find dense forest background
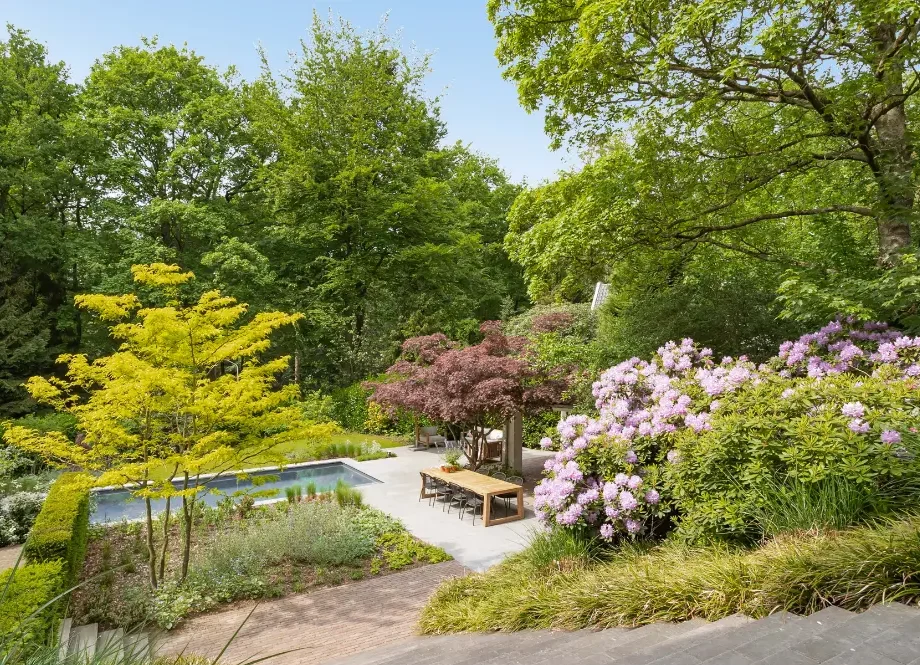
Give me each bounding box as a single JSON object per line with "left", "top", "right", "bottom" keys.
{"left": 4, "top": 2, "right": 919, "bottom": 419}
{"left": 0, "top": 18, "right": 530, "bottom": 416}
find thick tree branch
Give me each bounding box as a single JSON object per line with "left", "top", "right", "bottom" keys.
{"left": 675, "top": 205, "right": 876, "bottom": 243}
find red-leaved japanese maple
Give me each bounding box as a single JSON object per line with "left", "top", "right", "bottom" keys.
{"left": 369, "top": 322, "right": 566, "bottom": 469}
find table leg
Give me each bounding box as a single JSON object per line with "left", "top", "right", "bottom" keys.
{"left": 483, "top": 492, "right": 491, "bottom": 526}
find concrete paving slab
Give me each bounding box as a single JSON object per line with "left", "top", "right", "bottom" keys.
{"left": 352, "top": 447, "right": 552, "bottom": 571}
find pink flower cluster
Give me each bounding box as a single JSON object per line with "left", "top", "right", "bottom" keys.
{"left": 777, "top": 318, "right": 920, "bottom": 378}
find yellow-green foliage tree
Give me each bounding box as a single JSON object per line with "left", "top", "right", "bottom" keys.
{"left": 3, "top": 264, "right": 331, "bottom": 587}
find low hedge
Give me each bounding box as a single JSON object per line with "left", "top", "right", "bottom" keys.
{"left": 23, "top": 473, "right": 90, "bottom": 585}
{"left": 0, "top": 559, "right": 67, "bottom": 644}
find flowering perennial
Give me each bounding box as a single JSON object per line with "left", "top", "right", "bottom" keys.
{"left": 535, "top": 318, "right": 920, "bottom": 540}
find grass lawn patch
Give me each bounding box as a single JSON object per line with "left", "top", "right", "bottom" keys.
{"left": 419, "top": 516, "right": 920, "bottom": 634}
{"left": 72, "top": 495, "right": 448, "bottom": 631}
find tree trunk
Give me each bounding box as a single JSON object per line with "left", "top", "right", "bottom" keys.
{"left": 871, "top": 23, "right": 916, "bottom": 265}
{"left": 157, "top": 496, "right": 172, "bottom": 581}
{"left": 180, "top": 478, "right": 196, "bottom": 582}
{"left": 144, "top": 497, "right": 158, "bottom": 589}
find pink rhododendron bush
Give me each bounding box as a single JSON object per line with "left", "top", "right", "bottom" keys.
{"left": 535, "top": 319, "right": 920, "bottom": 542}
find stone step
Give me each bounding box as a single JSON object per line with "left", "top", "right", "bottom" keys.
{"left": 693, "top": 606, "right": 856, "bottom": 664}
{"left": 682, "top": 611, "right": 803, "bottom": 663}
{"left": 123, "top": 632, "right": 151, "bottom": 661}
{"left": 69, "top": 623, "right": 99, "bottom": 660}
{"left": 601, "top": 619, "right": 709, "bottom": 661}
{"left": 319, "top": 603, "right": 920, "bottom": 665}
{"left": 778, "top": 603, "right": 920, "bottom": 664}
{"left": 57, "top": 618, "right": 72, "bottom": 661}
{"left": 96, "top": 628, "right": 125, "bottom": 661}
{"left": 632, "top": 614, "right": 754, "bottom": 665}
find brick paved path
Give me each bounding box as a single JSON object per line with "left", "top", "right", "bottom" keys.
{"left": 156, "top": 561, "right": 466, "bottom": 665}
{"left": 0, "top": 545, "right": 23, "bottom": 573}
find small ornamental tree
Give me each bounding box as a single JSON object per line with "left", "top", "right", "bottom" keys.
{"left": 2, "top": 264, "right": 331, "bottom": 587}
{"left": 369, "top": 322, "right": 567, "bottom": 469}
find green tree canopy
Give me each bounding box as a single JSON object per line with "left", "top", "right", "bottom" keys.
{"left": 490, "top": 0, "right": 919, "bottom": 266}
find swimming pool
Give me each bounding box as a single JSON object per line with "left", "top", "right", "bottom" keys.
{"left": 90, "top": 461, "right": 381, "bottom": 524}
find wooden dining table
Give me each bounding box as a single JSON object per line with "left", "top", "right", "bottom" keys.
{"left": 419, "top": 467, "right": 524, "bottom": 526}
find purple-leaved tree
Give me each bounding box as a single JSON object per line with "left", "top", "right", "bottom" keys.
{"left": 369, "top": 322, "right": 567, "bottom": 469}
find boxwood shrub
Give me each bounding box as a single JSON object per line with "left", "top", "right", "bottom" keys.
{"left": 23, "top": 473, "right": 91, "bottom": 585}
{"left": 0, "top": 559, "right": 66, "bottom": 643}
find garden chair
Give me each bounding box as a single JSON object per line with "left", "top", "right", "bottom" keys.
{"left": 488, "top": 471, "right": 507, "bottom": 513}
{"left": 497, "top": 476, "right": 524, "bottom": 516}
{"left": 445, "top": 483, "right": 466, "bottom": 514}
{"left": 420, "top": 474, "right": 439, "bottom": 504}
{"left": 416, "top": 426, "right": 447, "bottom": 450}
{"left": 432, "top": 478, "right": 455, "bottom": 509}
{"left": 460, "top": 490, "right": 484, "bottom": 525}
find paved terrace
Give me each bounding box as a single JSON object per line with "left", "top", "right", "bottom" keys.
{"left": 352, "top": 446, "right": 552, "bottom": 571}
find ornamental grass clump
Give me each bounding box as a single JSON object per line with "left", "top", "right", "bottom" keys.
{"left": 419, "top": 514, "right": 920, "bottom": 633}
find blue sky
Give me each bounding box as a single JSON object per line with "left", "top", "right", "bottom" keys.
{"left": 2, "top": 0, "right": 576, "bottom": 184}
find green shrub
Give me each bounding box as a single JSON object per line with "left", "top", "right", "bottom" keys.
{"left": 298, "top": 390, "right": 336, "bottom": 423}
{"left": 330, "top": 383, "right": 372, "bottom": 432}
{"left": 522, "top": 411, "right": 560, "bottom": 449}
{"left": 667, "top": 373, "right": 920, "bottom": 541}
{"left": 504, "top": 303, "right": 596, "bottom": 341}
{"left": 330, "top": 381, "right": 416, "bottom": 435}
{"left": 376, "top": 532, "right": 452, "bottom": 570}
{"left": 0, "top": 491, "right": 45, "bottom": 546}
{"left": 23, "top": 473, "right": 91, "bottom": 585}
{"left": 348, "top": 507, "right": 404, "bottom": 538}
{"left": 419, "top": 515, "right": 920, "bottom": 633}
{"left": 0, "top": 560, "right": 67, "bottom": 643}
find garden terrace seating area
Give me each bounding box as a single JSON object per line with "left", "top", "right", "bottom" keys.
{"left": 419, "top": 468, "right": 523, "bottom": 527}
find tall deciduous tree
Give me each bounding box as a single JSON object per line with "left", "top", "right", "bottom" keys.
{"left": 489, "top": 1, "right": 919, "bottom": 265}
{"left": 2, "top": 264, "right": 326, "bottom": 587}
{"left": 79, "top": 39, "right": 262, "bottom": 288}
{"left": 0, "top": 27, "right": 98, "bottom": 415}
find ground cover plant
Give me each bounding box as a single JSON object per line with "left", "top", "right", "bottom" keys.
{"left": 71, "top": 495, "right": 450, "bottom": 631}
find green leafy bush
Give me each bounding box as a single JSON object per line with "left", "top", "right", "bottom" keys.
{"left": 298, "top": 390, "right": 336, "bottom": 423}
{"left": 0, "top": 560, "right": 66, "bottom": 643}
{"left": 523, "top": 411, "right": 560, "bottom": 449}
{"left": 504, "top": 303, "right": 596, "bottom": 342}
{"left": 0, "top": 491, "right": 45, "bottom": 546}
{"left": 330, "top": 383, "right": 373, "bottom": 431}
{"left": 668, "top": 372, "right": 920, "bottom": 541}
{"left": 348, "top": 507, "right": 404, "bottom": 538}
{"left": 23, "top": 473, "right": 91, "bottom": 585}
{"left": 376, "top": 532, "right": 452, "bottom": 570}
{"left": 330, "top": 381, "right": 415, "bottom": 435}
